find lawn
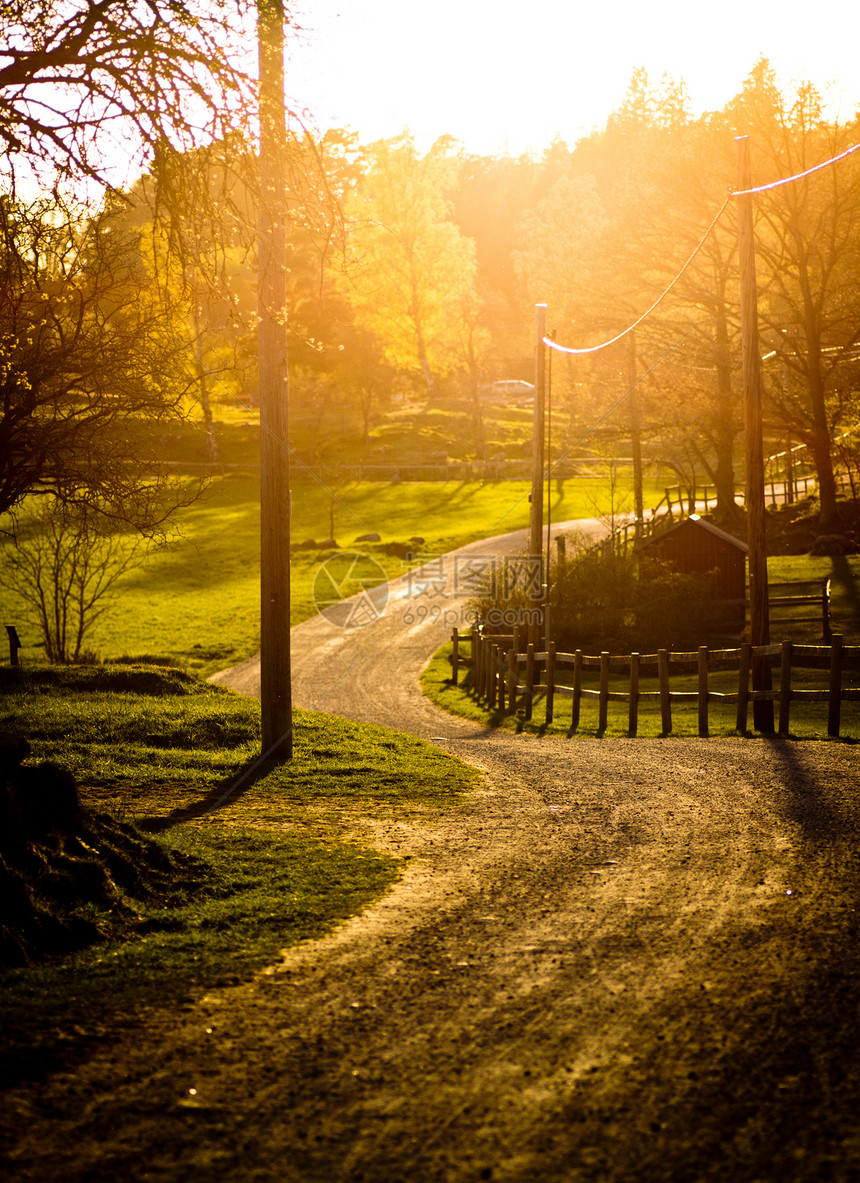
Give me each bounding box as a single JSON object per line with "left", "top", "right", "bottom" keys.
{"left": 0, "top": 664, "right": 479, "bottom": 1074}
{"left": 1, "top": 472, "right": 660, "bottom": 677}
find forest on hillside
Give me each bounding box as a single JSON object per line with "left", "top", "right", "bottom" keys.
{"left": 3, "top": 39, "right": 860, "bottom": 537}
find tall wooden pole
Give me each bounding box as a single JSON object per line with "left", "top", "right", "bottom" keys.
{"left": 529, "top": 304, "right": 547, "bottom": 640}
{"left": 735, "top": 135, "right": 773, "bottom": 732}
{"left": 258, "top": 0, "right": 292, "bottom": 759}
{"left": 627, "top": 330, "right": 644, "bottom": 538}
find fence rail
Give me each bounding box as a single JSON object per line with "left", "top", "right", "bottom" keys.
{"left": 452, "top": 627, "right": 859, "bottom": 738}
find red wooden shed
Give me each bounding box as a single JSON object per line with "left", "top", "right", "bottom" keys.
{"left": 641, "top": 515, "right": 748, "bottom": 627}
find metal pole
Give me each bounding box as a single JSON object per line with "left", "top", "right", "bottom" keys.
{"left": 545, "top": 330, "right": 553, "bottom": 628}
{"left": 735, "top": 135, "right": 773, "bottom": 732}
{"left": 258, "top": 0, "right": 292, "bottom": 759}
{"left": 530, "top": 304, "right": 547, "bottom": 559}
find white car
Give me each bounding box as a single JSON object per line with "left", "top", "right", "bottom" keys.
{"left": 487, "top": 379, "right": 535, "bottom": 398}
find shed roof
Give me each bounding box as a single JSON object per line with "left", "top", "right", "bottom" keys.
{"left": 642, "top": 515, "right": 748, "bottom": 554}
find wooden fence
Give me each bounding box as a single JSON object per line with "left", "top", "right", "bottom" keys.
{"left": 451, "top": 627, "right": 860, "bottom": 738}
{"left": 592, "top": 472, "right": 836, "bottom": 560}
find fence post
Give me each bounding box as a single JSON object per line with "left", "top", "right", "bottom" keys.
{"left": 507, "top": 644, "right": 517, "bottom": 714}
{"left": 470, "top": 626, "right": 479, "bottom": 691}
{"left": 451, "top": 627, "right": 460, "bottom": 686}
{"left": 598, "top": 652, "right": 610, "bottom": 733}
{"left": 828, "top": 633, "right": 844, "bottom": 738}
{"left": 5, "top": 625, "right": 21, "bottom": 667}
{"left": 489, "top": 644, "right": 499, "bottom": 711}
{"left": 778, "top": 639, "right": 793, "bottom": 736}
{"left": 658, "top": 649, "right": 672, "bottom": 734}
{"left": 698, "top": 646, "right": 709, "bottom": 737}
{"left": 546, "top": 641, "right": 556, "bottom": 724}
{"left": 822, "top": 578, "right": 832, "bottom": 643}
{"left": 737, "top": 641, "right": 751, "bottom": 732}
{"left": 629, "top": 652, "right": 639, "bottom": 736}
{"left": 525, "top": 642, "right": 535, "bottom": 721}
{"left": 571, "top": 649, "right": 582, "bottom": 732}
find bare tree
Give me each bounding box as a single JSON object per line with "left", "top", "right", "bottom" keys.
{"left": 0, "top": 0, "right": 255, "bottom": 195}
{"left": 1, "top": 499, "right": 150, "bottom": 663}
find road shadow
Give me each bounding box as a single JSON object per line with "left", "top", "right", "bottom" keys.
{"left": 765, "top": 733, "right": 858, "bottom": 843}
{"left": 491, "top": 736, "right": 860, "bottom": 1183}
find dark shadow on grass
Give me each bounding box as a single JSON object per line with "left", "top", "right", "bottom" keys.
{"left": 138, "top": 755, "right": 281, "bottom": 833}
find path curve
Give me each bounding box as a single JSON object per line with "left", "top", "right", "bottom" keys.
{"left": 6, "top": 524, "right": 860, "bottom": 1182}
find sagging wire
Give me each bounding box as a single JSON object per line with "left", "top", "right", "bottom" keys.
{"left": 544, "top": 198, "right": 730, "bottom": 357}
{"left": 543, "top": 139, "right": 860, "bottom": 362}
{"left": 733, "top": 141, "right": 860, "bottom": 195}
{"left": 543, "top": 327, "right": 695, "bottom": 486}
{"left": 488, "top": 327, "right": 694, "bottom": 537}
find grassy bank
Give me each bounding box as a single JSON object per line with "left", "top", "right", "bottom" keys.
{"left": 1, "top": 473, "right": 658, "bottom": 677}
{"left": 0, "top": 665, "right": 479, "bottom": 1083}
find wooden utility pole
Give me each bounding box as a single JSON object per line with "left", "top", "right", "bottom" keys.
{"left": 529, "top": 304, "right": 547, "bottom": 639}
{"left": 626, "top": 331, "right": 645, "bottom": 538}
{"left": 735, "top": 135, "right": 773, "bottom": 732}
{"left": 257, "top": 0, "right": 292, "bottom": 759}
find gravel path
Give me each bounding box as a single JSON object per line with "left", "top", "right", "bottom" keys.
{"left": 4, "top": 524, "right": 860, "bottom": 1181}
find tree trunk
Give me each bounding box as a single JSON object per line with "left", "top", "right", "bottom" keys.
{"left": 713, "top": 293, "right": 739, "bottom": 517}
{"left": 807, "top": 354, "right": 839, "bottom": 529}
{"left": 191, "top": 296, "right": 219, "bottom": 464}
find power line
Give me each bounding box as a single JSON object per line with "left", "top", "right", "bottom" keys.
{"left": 544, "top": 198, "right": 730, "bottom": 357}
{"left": 733, "top": 141, "right": 860, "bottom": 196}
{"left": 543, "top": 140, "right": 860, "bottom": 360}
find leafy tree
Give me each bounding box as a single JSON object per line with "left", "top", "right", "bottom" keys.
{"left": 343, "top": 133, "right": 479, "bottom": 397}
{"left": 514, "top": 173, "right": 608, "bottom": 331}
{"left": 452, "top": 150, "right": 543, "bottom": 366}
{"left": 726, "top": 61, "right": 860, "bottom": 528}
{"left": 520, "top": 73, "right": 749, "bottom": 518}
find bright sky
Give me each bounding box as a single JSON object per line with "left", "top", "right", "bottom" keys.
{"left": 286, "top": 0, "right": 860, "bottom": 155}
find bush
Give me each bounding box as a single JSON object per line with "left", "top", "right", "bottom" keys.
{"left": 471, "top": 535, "right": 723, "bottom": 655}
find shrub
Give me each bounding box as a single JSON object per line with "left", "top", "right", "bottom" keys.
{"left": 471, "top": 534, "right": 722, "bottom": 655}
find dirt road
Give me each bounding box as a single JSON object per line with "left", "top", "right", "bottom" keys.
{"left": 4, "top": 526, "right": 860, "bottom": 1181}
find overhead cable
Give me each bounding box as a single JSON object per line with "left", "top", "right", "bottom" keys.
{"left": 544, "top": 198, "right": 730, "bottom": 357}
{"left": 544, "top": 139, "right": 860, "bottom": 360}
{"left": 733, "top": 141, "right": 860, "bottom": 196}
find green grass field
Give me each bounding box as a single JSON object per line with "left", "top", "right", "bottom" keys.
{"left": 1, "top": 472, "right": 661, "bottom": 676}
{"left": 0, "top": 665, "right": 479, "bottom": 1066}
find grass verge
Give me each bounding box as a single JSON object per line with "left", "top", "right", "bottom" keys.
{"left": 0, "top": 665, "right": 479, "bottom": 1087}
{"left": 422, "top": 640, "right": 860, "bottom": 741}
{"left": 0, "top": 473, "right": 659, "bottom": 678}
